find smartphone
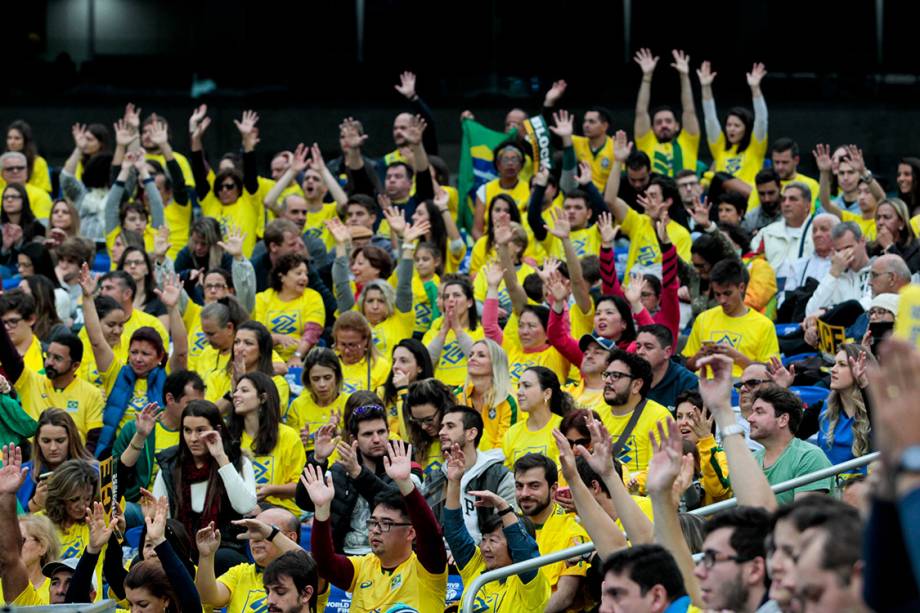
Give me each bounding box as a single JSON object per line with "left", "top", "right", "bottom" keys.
{"left": 869, "top": 321, "right": 894, "bottom": 353}
{"left": 37, "top": 471, "right": 54, "bottom": 482}
{"left": 554, "top": 487, "right": 572, "bottom": 502}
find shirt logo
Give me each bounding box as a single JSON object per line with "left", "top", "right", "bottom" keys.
{"left": 252, "top": 457, "right": 274, "bottom": 484}
{"left": 360, "top": 580, "right": 373, "bottom": 589}
{"left": 440, "top": 342, "right": 465, "bottom": 366}
{"left": 488, "top": 407, "right": 497, "bottom": 420}
{"left": 67, "top": 399, "right": 79, "bottom": 411}
{"left": 726, "top": 157, "right": 742, "bottom": 174}
{"left": 509, "top": 359, "right": 537, "bottom": 383}
{"left": 192, "top": 331, "right": 207, "bottom": 352}
{"left": 601, "top": 158, "right": 610, "bottom": 168}
{"left": 636, "top": 245, "right": 658, "bottom": 267}
{"left": 572, "top": 237, "right": 588, "bottom": 257}
{"left": 305, "top": 226, "right": 323, "bottom": 240}
{"left": 390, "top": 573, "right": 403, "bottom": 591}
{"left": 270, "top": 313, "right": 298, "bottom": 335}
{"left": 414, "top": 303, "right": 432, "bottom": 327}
{"left": 708, "top": 331, "right": 742, "bottom": 348}
{"left": 244, "top": 589, "right": 268, "bottom": 613}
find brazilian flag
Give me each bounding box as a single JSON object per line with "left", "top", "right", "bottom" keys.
{"left": 456, "top": 119, "right": 513, "bottom": 232}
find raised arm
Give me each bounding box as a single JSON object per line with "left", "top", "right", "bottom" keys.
{"left": 136, "top": 155, "right": 165, "bottom": 228}
{"left": 235, "top": 110, "right": 261, "bottom": 196}
{"left": 404, "top": 115, "right": 434, "bottom": 201}
{"left": 603, "top": 131, "right": 633, "bottom": 223}
{"left": 494, "top": 222, "right": 528, "bottom": 315}
{"left": 326, "top": 218, "right": 356, "bottom": 313}
{"left": 188, "top": 104, "right": 212, "bottom": 201}
{"left": 697, "top": 354, "right": 777, "bottom": 511}
{"left": 671, "top": 49, "right": 699, "bottom": 136}
{"left": 0, "top": 445, "right": 29, "bottom": 604}
{"left": 394, "top": 71, "right": 439, "bottom": 155}
{"left": 482, "top": 262, "right": 506, "bottom": 344}
{"left": 527, "top": 166, "right": 550, "bottom": 242}
{"left": 310, "top": 143, "right": 348, "bottom": 209}
{"left": 633, "top": 48, "right": 658, "bottom": 139}
{"left": 194, "top": 522, "right": 231, "bottom": 607}
{"left": 79, "top": 264, "right": 115, "bottom": 374}
{"left": 442, "top": 445, "right": 479, "bottom": 569}
{"left": 157, "top": 274, "right": 187, "bottom": 371}
{"left": 265, "top": 143, "right": 307, "bottom": 216}
{"left": 696, "top": 61, "right": 721, "bottom": 146}
{"left": 395, "top": 221, "right": 428, "bottom": 313}
{"left": 747, "top": 63, "right": 768, "bottom": 142}
{"left": 812, "top": 144, "right": 840, "bottom": 217}
{"left": 548, "top": 199, "right": 592, "bottom": 314}
{"left": 845, "top": 144, "right": 887, "bottom": 204}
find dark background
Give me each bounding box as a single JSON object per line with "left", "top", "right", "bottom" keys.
{"left": 4, "top": 0, "right": 920, "bottom": 186}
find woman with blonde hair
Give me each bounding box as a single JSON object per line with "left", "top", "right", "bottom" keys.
{"left": 817, "top": 342, "right": 875, "bottom": 469}
{"left": 43, "top": 459, "right": 100, "bottom": 560}
{"left": 332, "top": 310, "right": 389, "bottom": 394}
{"left": 871, "top": 197, "right": 920, "bottom": 272}
{"left": 0, "top": 514, "right": 61, "bottom": 603}
{"left": 457, "top": 338, "right": 518, "bottom": 450}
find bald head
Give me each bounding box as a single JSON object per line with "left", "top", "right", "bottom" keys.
{"left": 870, "top": 254, "right": 911, "bottom": 296}
{"left": 257, "top": 507, "right": 300, "bottom": 539}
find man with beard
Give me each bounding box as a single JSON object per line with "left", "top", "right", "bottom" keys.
{"left": 0, "top": 326, "right": 103, "bottom": 446}
{"left": 633, "top": 48, "right": 701, "bottom": 178}
{"left": 196, "top": 507, "right": 317, "bottom": 613}
{"left": 294, "top": 403, "right": 401, "bottom": 554}
{"left": 743, "top": 169, "right": 784, "bottom": 234}
{"left": 425, "top": 406, "right": 516, "bottom": 543}
{"left": 770, "top": 138, "right": 819, "bottom": 207}
{"left": 263, "top": 550, "right": 319, "bottom": 613}
{"left": 600, "top": 348, "right": 672, "bottom": 491}
{"left": 512, "top": 453, "right": 588, "bottom": 612}
{"left": 633, "top": 324, "right": 697, "bottom": 409}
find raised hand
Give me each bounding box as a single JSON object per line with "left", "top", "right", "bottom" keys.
{"left": 383, "top": 439, "right": 413, "bottom": 484}
{"left": 484, "top": 260, "right": 505, "bottom": 289}
{"left": 312, "top": 423, "right": 339, "bottom": 463}
{"left": 582, "top": 419, "right": 616, "bottom": 478}
{"left": 645, "top": 418, "right": 684, "bottom": 496}
{"left": 300, "top": 463, "right": 335, "bottom": 509}
{"left": 339, "top": 117, "right": 368, "bottom": 152}
{"left": 153, "top": 225, "right": 170, "bottom": 260}
{"left": 0, "top": 444, "right": 27, "bottom": 495}
{"left": 551, "top": 428, "right": 579, "bottom": 481}
{"left": 394, "top": 71, "right": 417, "bottom": 100}
{"left": 544, "top": 79, "right": 568, "bottom": 106}
{"left": 846, "top": 145, "right": 867, "bottom": 175}
{"left": 434, "top": 187, "right": 450, "bottom": 211}
{"left": 309, "top": 142, "right": 328, "bottom": 173}
{"left": 199, "top": 430, "right": 227, "bottom": 462}
{"left": 382, "top": 206, "right": 407, "bottom": 239}
{"left": 469, "top": 489, "right": 511, "bottom": 510}
{"left": 71, "top": 123, "right": 88, "bottom": 150}
{"left": 232, "top": 517, "right": 277, "bottom": 542}
{"left": 546, "top": 207, "right": 571, "bottom": 240}
{"left": 188, "top": 104, "right": 207, "bottom": 134}
{"left": 597, "top": 212, "right": 620, "bottom": 245}
{"left": 546, "top": 270, "right": 570, "bottom": 305}
{"left": 575, "top": 161, "right": 593, "bottom": 186}
{"left": 86, "top": 501, "right": 113, "bottom": 554}
{"left": 149, "top": 120, "right": 169, "bottom": 147}
{"left": 124, "top": 103, "right": 142, "bottom": 131}
{"left": 113, "top": 119, "right": 135, "bottom": 147}
{"left": 634, "top": 48, "right": 659, "bottom": 75}
{"left": 549, "top": 110, "right": 574, "bottom": 141}
{"left": 687, "top": 407, "right": 714, "bottom": 441}
{"left": 154, "top": 273, "right": 182, "bottom": 310}
{"left": 613, "top": 130, "right": 633, "bottom": 163}
{"left": 812, "top": 144, "right": 832, "bottom": 174}
{"left": 196, "top": 522, "right": 221, "bottom": 556}
{"left": 235, "top": 110, "right": 260, "bottom": 151}
{"left": 656, "top": 211, "right": 672, "bottom": 246}
{"left": 325, "top": 217, "right": 352, "bottom": 246}
{"left": 404, "top": 220, "right": 431, "bottom": 244}
{"left": 404, "top": 115, "right": 427, "bottom": 147}
{"left": 766, "top": 356, "right": 795, "bottom": 388}
{"left": 746, "top": 62, "right": 767, "bottom": 89}
{"left": 493, "top": 220, "right": 513, "bottom": 246}
{"left": 690, "top": 197, "right": 712, "bottom": 229}
{"left": 217, "top": 226, "right": 246, "bottom": 260}
{"left": 78, "top": 263, "right": 97, "bottom": 297}
{"left": 696, "top": 354, "right": 735, "bottom": 415}
{"left": 145, "top": 495, "right": 169, "bottom": 546}
{"left": 849, "top": 350, "right": 869, "bottom": 389}
{"left": 445, "top": 443, "right": 466, "bottom": 482}
{"left": 624, "top": 271, "right": 645, "bottom": 308}
{"left": 696, "top": 60, "right": 717, "bottom": 87}
{"left": 538, "top": 256, "right": 561, "bottom": 282}
{"left": 670, "top": 49, "right": 691, "bottom": 75}
{"left": 334, "top": 440, "right": 361, "bottom": 478}
{"left": 533, "top": 165, "right": 550, "bottom": 188}
{"left": 134, "top": 402, "right": 161, "bottom": 439}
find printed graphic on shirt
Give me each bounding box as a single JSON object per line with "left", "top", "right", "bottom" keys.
{"left": 241, "top": 589, "right": 267, "bottom": 613}
{"left": 440, "top": 342, "right": 465, "bottom": 365}
{"left": 270, "top": 313, "right": 299, "bottom": 335}
{"left": 251, "top": 455, "right": 275, "bottom": 484}
{"left": 706, "top": 330, "right": 743, "bottom": 348}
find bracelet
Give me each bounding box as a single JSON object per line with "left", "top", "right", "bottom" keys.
{"left": 402, "top": 242, "right": 417, "bottom": 252}
{"left": 129, "top": 441, "right": 145, "bottom": 451}
{"left": 267, "top": 525, "right": 280, "bottom": 542}
{"left": 293, "top": 351, "right": 303, "bottom": 359}
{"left": 222, "top": 391, "right": 233, "bottom": 403}
{"left": 497, "top": 506, "right": 515, "bottom": 517}
{"left": 720, "top": 424, "right": 745, "bottom": 438}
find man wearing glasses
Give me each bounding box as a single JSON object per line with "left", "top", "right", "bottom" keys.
{"left": 0, "top": 152, "right": 52, "bottom": 219}
{"left": 304, "top": 440, "right": 448, "bottom": 612}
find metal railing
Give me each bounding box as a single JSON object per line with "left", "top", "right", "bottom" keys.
{"left": 2, "top": 600, "right": 117, "bottom": 613}
{"left": 460, "top": 451, "right": 879, "bottom": 613}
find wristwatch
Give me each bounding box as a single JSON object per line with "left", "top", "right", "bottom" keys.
{"left": 720, "top": 424, "right": 745, "bottom": 438}
{"left": 896, "top": 446, "right": 920, "bottom": 475}
{"left": 861, "top": 170, "right": 873, "bottom": 183}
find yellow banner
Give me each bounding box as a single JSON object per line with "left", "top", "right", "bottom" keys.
{"left": 895, "top": 284, "right": 920, "bottom": 346}
{"left": 816, "top": 319, "right": 846, "bottom": 355}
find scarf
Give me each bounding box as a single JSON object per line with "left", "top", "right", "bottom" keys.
{"left": 177, "top": 455, "right": 221, "bottom": 540}
{"left": 422, "top": 279, "right": 441, "bottom": 321}
{"left": 96, "top": 365, "right": 166, "bottom": 459}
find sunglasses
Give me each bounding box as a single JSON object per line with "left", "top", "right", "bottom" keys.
{"left": 217, "top": 182, "right": 238, "bottom": 192}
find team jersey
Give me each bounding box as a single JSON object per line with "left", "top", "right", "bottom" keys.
{"left": 100, "top": 358, "right": 157, "bottom": 432}
{"left": 563, "top": 380, "right": 606, "bottom": 414}
{"left": 600, "top": 399, "right": 672, "bottom": 485}
{"left": 506, "top": 343, "right": 571, "bottom": 390}
{"left": 421, "top": 323, "right": 487, "bottom": 388}
{"left": 23, "top": 334, "right": 44, "bottom": 375}
{"left": 204, "top": 370, "right": 291, "bottom": 414}
{"left": 150, "top": 420, "right": 180, "bottom": 481}
{"left": 636, "top": 129, "right": 699, "bottom": 177}
{"left": 200, "top": 191, "right": 262, "bottom": 257}
{"left": 682, "top": 305, "right": 780, "bottom": 377}
{"left": 708, "top": 131, "right": 769, "bottom": 188}
{"left": 502, "top": 414, "right": 563, "bottom": 471}
{"left": 145, "top": 151, "right": 195, "bottom": 187}
{"left": 44, "top": 515, "right": 105, "bottom": 600}
{"left": 216, "top": 562, "right": 267, "bottom": 613}
{"left": 371, "top": 309, "right": 415, "bottom": 357}
{"left": 0, "top": 577, "right": 50, "bottom": 606}
{"left": 479, "top": 177, "right": 532, "bottom": 220}
{"left": 105, "top": 225, "right": 156, "bottom": 265}
{"left": 347, "top": 550, "right": 448, "bottom": 613}
{"left": 619, "top": 208, "right": 692, "bottom": 281}
{"left": 23, "top": 183, "right": 52, "bottom": 220}
{"left": 457, "top": 544, "right": 551, "bottom": 611}
{"left": 839, "top": 209, "right": 877, "bottom": 241}
{"left": 572, "top": 135, "right": 615, "bottom": 191}
{"left": 14, "top": 366, "right": 104, "bottom": 434}
{"left": 163, "top": 200, "right": 193, "bottom": 260}
{"left": 400, "top": 271, "right": 440, "bottom": 335}
{"left": 240, "top": 425, "right": 306, "bottom": 515}
{"left": 253, "top": 288, "right": 326, "bottom": 362}
{"left": 458, "top": 386, "right": 519, "bottom": 451}
{"left": 340, "top": 356, "right": 391, "bottom": 395}
{"left": 184, "top": 301, "right": 205, "bottom": 373}
{"left": 286, "top": 392, "right": 349, "bottom": 452}
{"left": 469, "top": 232, "right": 547, "bottom": 280}
{"left": 416, "top": 439, "right": 443, "bottom": 486}
{"left": 304, "top": 202, "right": 339, "bottom": 251}
{"left": 535, "top": 504, "right": 590, "bottom": 589}
{"left": 255, "top": 176, "right": 306, "bottom": 227}
{"left": 543, "top": 226, "right": 603, "bottom": 261}
{"left": 473, "top": 262, "right": 539, "bottom": 315}
{"left": 77, "top": 307, "right": 169, "bottom": 388}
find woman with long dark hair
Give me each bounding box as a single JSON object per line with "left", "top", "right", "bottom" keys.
{"left": 1, "top": 183, "right": 44, "bottom": 270}
{"left": 117, "top": 245, "right": 169, "bottom": 328}
{"left": 896, "top": 157, "right": 920, "bottom": 214}
{"left": 422, "top": 275, "right": 485, "bottom": 388}
{"left": 469, "top": 193, "right": 544, "bottom": 276}
{"left": 17, "top": 245, "right": 73, "bottom": 334}
{"left": 5, "top": 120, "right": 51, "bottom": 193}
{"left": 229, "top": 371, "right": 305, "bottom": 513}
{"left": 153, "top": 400, "right": 257, "bottom": 574}
{"left": 381, "top": 338, "right": 433, "bottom": 434}
{"left": 502, "top": 365, "right": 574, "bottom": 471}
{"left": 287, "top": 347, "right": 347, "bottom": 452}
{"left": 403, "top": 378, "right": 454, "bottom": 483}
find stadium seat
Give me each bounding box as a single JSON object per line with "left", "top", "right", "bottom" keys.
{"left": 782, "top": 352, "right": 817, "bottom": 367}
{"left": 790, "top": 385, "right": 830, "bottom": 408}
{"left": 775, "top": 323, "right": 800, "bottom": 336}
{"left": 93, "top": 252, "right": 110, "bottom": 272}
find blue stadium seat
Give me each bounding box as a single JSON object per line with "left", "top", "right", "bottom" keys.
{"left": 2, "top": 275, "right": 22, "bottom": 290}
{"left": 782, "top": 352, "right": 817, "bottom": 367}
{"left": 93, "top": 252, "right": 110, "bottom": 272}
{"left": 775, "top": 323, "right": 800, "bottom": 336}
{"left": 790, "top": 385, "right": 830, "bottom": 408}
{"left": 125, "top": 526, "right": 144, "bottom": 549}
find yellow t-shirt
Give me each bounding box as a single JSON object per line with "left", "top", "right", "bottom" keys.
{"left": 303, "top": 202, "right": 339, "bottom": 252}
{"left": 253, "top": 288, "right": 326, "bottom": 362}
{"left": 23, "top": 334, "right": 44, "bottom": 374}
{"left": 256, "top": 175, "right": 305, "bottom": 227}
{"left": 840, "top": 209, "right": 877, "bottom": 241}
{"left": 371, "top": 309, "right": 415, "bottom": 358}
{"left": 241, "top": 424, "right": 306, "bottom": 515}
{"left": 200, "top": 191, "right": 262, "bottom": 258}
{"left": 164, "top": 200, "right": 193, "bottom": 260}
{"left": 100, "top": 358, "right": 156, "bottom": 432}
{"left": 184, "top": 301, "right": 206, "bottom": 374}
{"left": 502, "top": 414, "right": 564, "bottom": 471}
{"left": 600, "top": 399, "right": 672, "bottom": 482}
{"left": 473, "top": 262, "right": 539, "bottom": 315}
{"left": 636, "top": 129, "right": 700, "bottom": 177}
{"left": 77, "top": 307, "right": 169, "bottom": 388}
{"left": 469, "top": 230, "right": 547, "bottom": 277}
{"left": 145, "top": 151, "right": 195, "bottom": 188}
{"left": 340, "top": 356, "right": 391, "bottom": 395}
{"left": 458, "top": 386, "right": 519, "bottom": 451}
{"left": 204, "top": 370, "right": 290, "bottom": 413}
{"left": 105, "top": 225, "right": 157, "bottom": 263}
{"left": 347, "top": 551, "right": 448, "bottom": 613}
{"left": 619, "top": 207, "right": 692, "bottom": 281}
{"left": 544, "top": 226, "right": 603, "bottom": 261}
{"left": 421, "top": 323, "right": 487, "bottom": 388}
{"left": 572, "top": 135, "right": 615, "bottom": 191}
{"left": 14, "top": 366, "right": 104, "bottom": 435}
{"left": 482, "top": 177, "right": 532, "bottom": 220}
{"left": 24, "top": 183, "right": 52, "bottom": 220}
{"left": 10, "top": 581, "right": 47, "bottom": 606}
{"left": 506, "top": 344, "right": 571, "bottom": 389}
{"left": 150, "top": 420, "right": 180, "bottom": 482}
{"left": 535, "top": 504, "right": 590, "bottom": 588}
{"left": 215, "top": 562, "right": 265, "bottom": 613}
{"left": 457, "top": 544, "right": 551, "bottom": 611}
{"left": 286, "top": 392, "right": 349, "bottom": 452}
{"left": 682, "top": 305, "right": 780, "bottom": 377}
{"left": 564, "top": 380, "right": 606, "bottom": 414}
{"left": 0, "top": 156, "right": 52, "bottom": 195}
{"left": 401, "top": 271, "right": 440, "bottom": 335}
{"left": 751, "top": 172, "right": 822, "bottom": 212}
{"left": 708, "top": 131, "right": 769, "bottom": 188}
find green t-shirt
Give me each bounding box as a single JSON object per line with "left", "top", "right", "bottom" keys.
{"left": 755, "top": 438, "right": 833, "bottom": 505}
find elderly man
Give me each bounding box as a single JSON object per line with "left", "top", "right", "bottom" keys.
{"left": 751, "top": 182, "right": 814, "bottom": 287}
{"left": 782, "top": 213, "right": 838, "bottom": 302}
{"left": 805, "top": 221, "right": 872, "bottom": 316}
{"left": 0, "top": 152, "right": 52, "bottom": 219}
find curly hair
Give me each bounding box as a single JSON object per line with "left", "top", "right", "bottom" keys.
{"left": 45, "top": 459, "right": 99, "bottom": 527}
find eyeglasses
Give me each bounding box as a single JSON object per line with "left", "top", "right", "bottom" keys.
{"left": 366, "top": 518, "right": 412, "bottom": 533}
{"left": 696, "top": 549, "right": 751, "bottom": 570}
{"left": 733, "top": 378, "right": 771, "bottom": 390}
{"left": 337, "top": 339, "right": 367, "bottom": 351}
{"left": 2, "top": 316, "right": 24, "bottom": 329}
{"left": 3, "top": 166, "right": 25, "bottom": 172}
{"left": 217, "top": 182, "right": 238, "bottom": 192}
{"left": 205, "top": 283, "right": 228, "bottom": 291}
{"left": 566, "top": 437, "right": 591, "bottom": 448}
{"left": 409, "top": 412, "right": 440, "bottom": 426}
{"left": 3, "top": 193, "right": 23, "bottom": 200}
{"left": 869, "top": 270, "right": 893, "bottom": 279}
{"left": 602, "top": 371, "right": 635, "bottom": 382}
{"left": 123, "top": 259, "right": 147, "bottom": 268}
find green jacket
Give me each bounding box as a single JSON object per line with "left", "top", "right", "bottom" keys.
{"left": 112, "top": 421, "right": 157, "bottom": 503}
{"left": 0, "top": 393, "right": 37, "bottom": 448}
